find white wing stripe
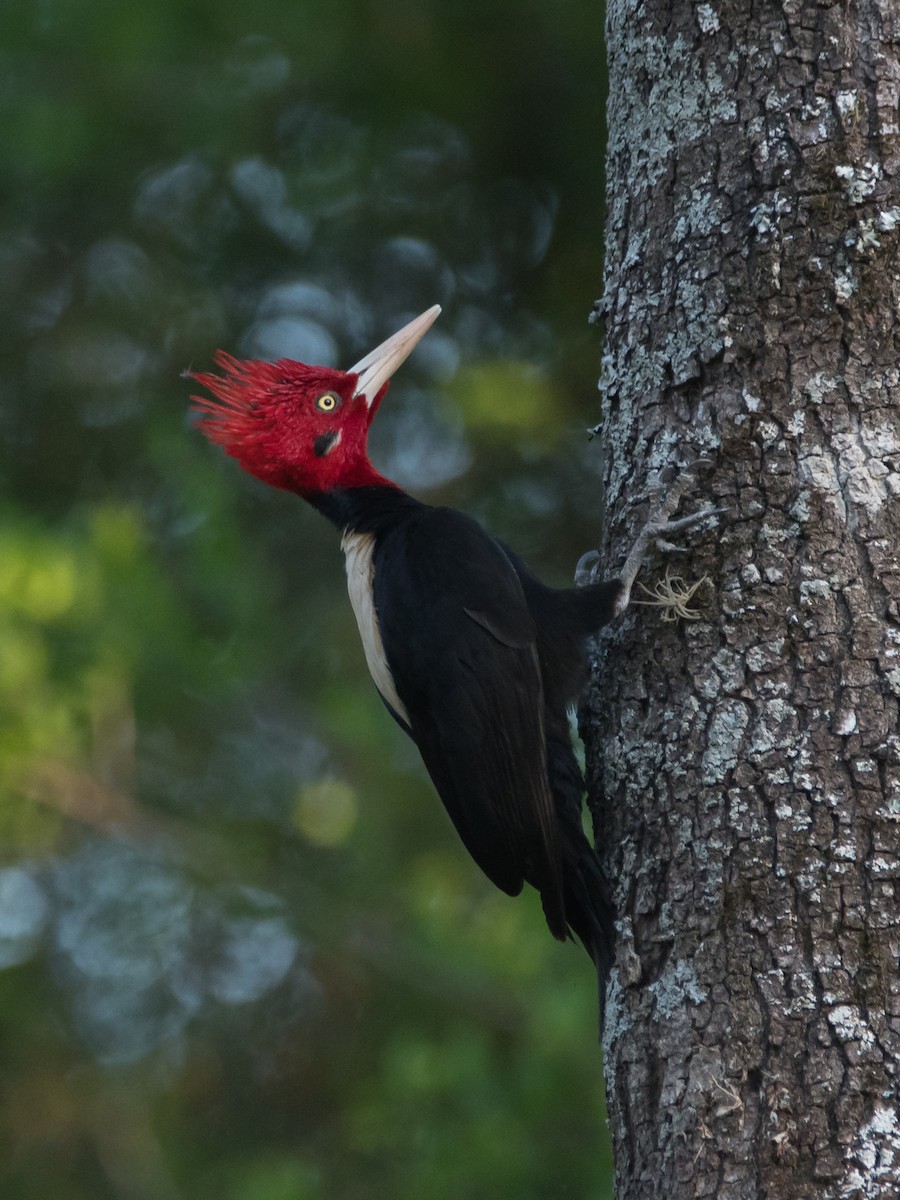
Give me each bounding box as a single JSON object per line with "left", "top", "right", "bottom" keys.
{"left": 341, "top": 530, "right": 411, "bottom": 727}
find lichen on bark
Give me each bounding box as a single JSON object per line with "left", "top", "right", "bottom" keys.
{"left": 585, "top": 1, "right": 900, "bottom": 1197}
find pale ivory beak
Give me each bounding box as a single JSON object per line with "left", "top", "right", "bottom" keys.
{"left": 349, "top": 305, "right": 442, "bottom": 406}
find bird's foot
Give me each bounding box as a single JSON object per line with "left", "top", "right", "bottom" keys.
{"left": 574, "top": 549, "right": 603, "bottom": 589}
{"left": 574, "top": 461, "right": 726, "bottom": 602}
{"left": 614, "top": 460, "right": 726, "bottom": 615}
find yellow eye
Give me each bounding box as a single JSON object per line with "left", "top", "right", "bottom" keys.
{"left": 315, "top": 392, "right": 340, "bottom": 412}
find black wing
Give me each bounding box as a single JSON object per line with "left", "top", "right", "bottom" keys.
{"left": 373, "top": 505, "right": 568, "bottom": 938}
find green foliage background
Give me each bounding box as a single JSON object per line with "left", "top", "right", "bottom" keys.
{"left": 0, "top": 0, "right": 613, "bottom": 1196}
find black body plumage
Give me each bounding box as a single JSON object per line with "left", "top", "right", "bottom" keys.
{"left": 191, "top": 308, "right": 722, "bottom": 1031}
{"left": 312, "top": 485, "right": 621, "bottom": 1009}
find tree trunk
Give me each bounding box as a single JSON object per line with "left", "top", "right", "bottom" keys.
{"left": 584, "top": 1, "right": 900, "bottom": 1197}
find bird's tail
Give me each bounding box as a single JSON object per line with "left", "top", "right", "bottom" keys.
{"left": 562, "top": 835, "right": 616, "bottom": 1031}
{"left": 544, "top": 729, "right": 617, "bottom": 1031}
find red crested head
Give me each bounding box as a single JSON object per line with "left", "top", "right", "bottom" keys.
{"left": 188, "top": 305, "right": 441, "bottom": 497}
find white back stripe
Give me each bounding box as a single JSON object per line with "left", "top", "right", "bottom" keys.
{"left": 341, "top": 530, "right": 411, "bottom": 727}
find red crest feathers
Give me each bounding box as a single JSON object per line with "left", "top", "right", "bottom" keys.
{"left": 187, "top": 351, "right": 279, "bottom": 448}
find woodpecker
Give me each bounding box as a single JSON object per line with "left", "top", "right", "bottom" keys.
{"left": 189, "top": 306, "right": 717, "bottom": 1017}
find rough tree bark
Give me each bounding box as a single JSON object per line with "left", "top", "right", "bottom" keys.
{"left": 582, "top": 1, "right": 900, "bottom": 1197}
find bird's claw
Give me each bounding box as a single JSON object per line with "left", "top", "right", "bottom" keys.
{"left": 639, "top": 506, "right": 730, "bottom": 556}
{"left": 575, "top": 549, "right": 602, "bottom": 588}
{"left": 613, "top": 463, "right": 725, "bottom": 616}
{"left": 574, "top": 465, "right": 726, "bottom": 609}
{"left": 653, "top": 538, "right": 689, "bottom": 555}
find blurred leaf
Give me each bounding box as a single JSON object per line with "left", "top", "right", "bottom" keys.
{"left": 294, "top": 777, "right": 358, "bottom": 847}
{"left": 448, "top": 359, "right": 568, "bottom": 440}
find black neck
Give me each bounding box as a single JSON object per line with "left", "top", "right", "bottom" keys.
{"left": 307, "top": 485, "right": 425, "bottom": 536}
